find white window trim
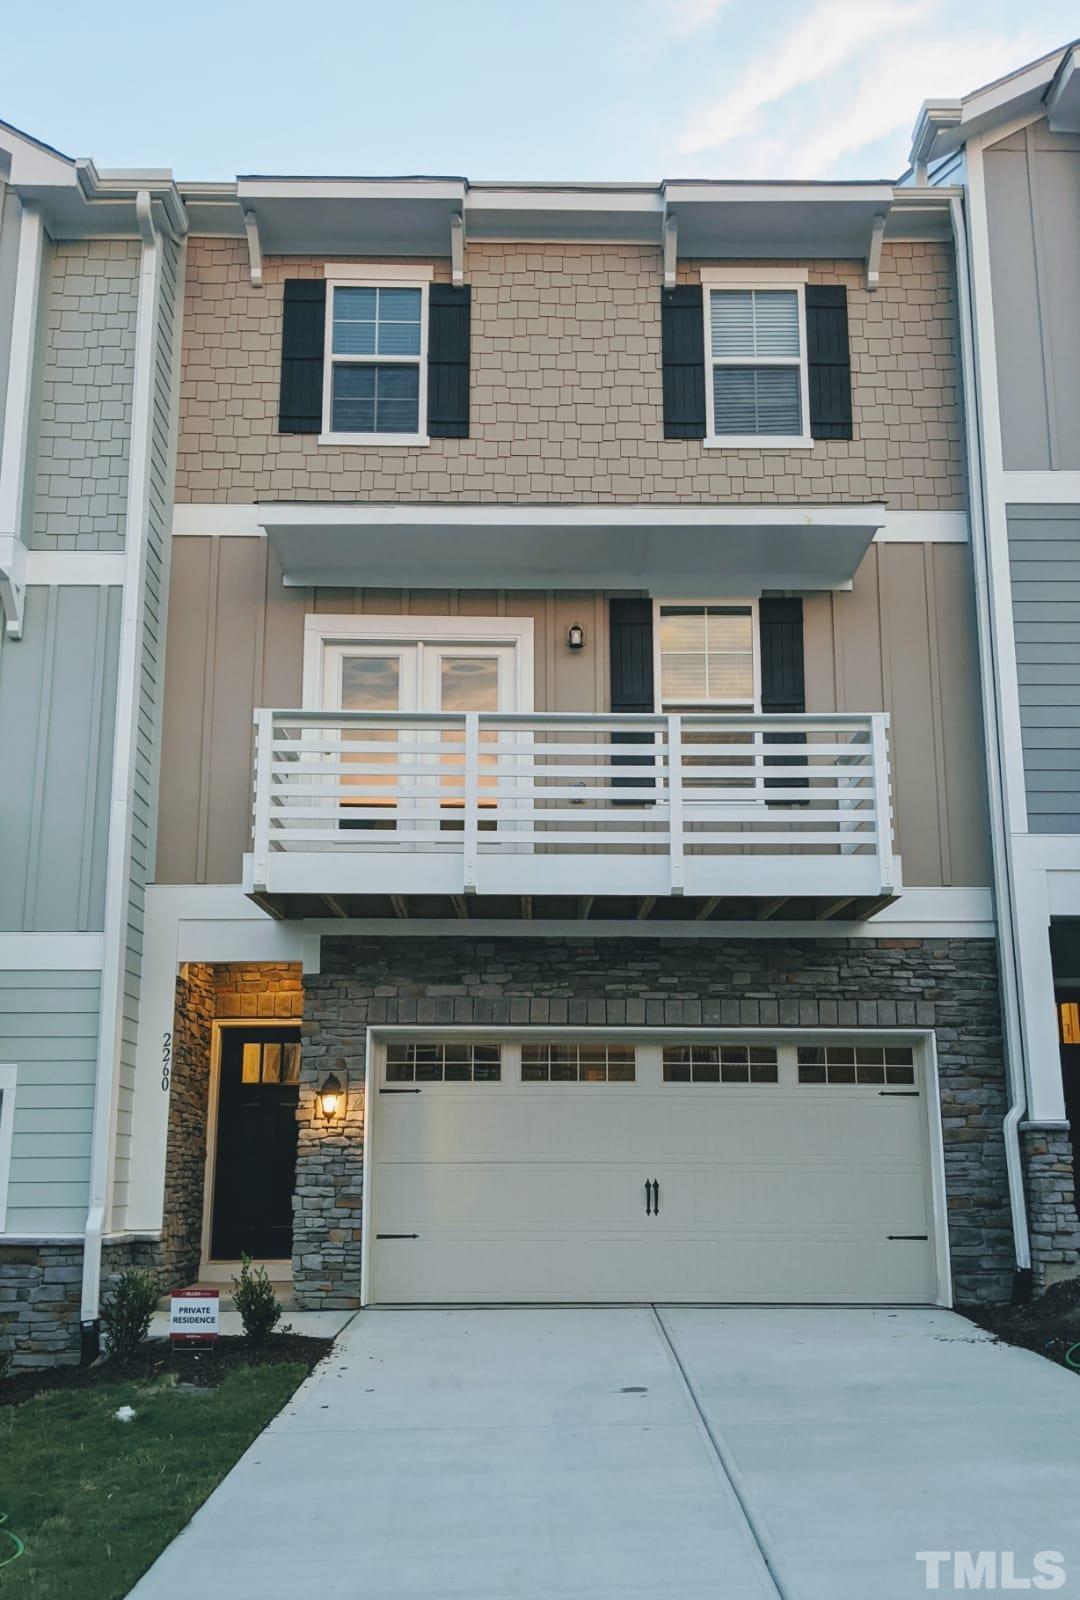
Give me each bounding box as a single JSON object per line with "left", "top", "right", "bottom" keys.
{"left": 319, "top": 263, "right": 433, "bottom": 448}
{"left": 700, "top": 267, "right": 813, "bottom": 451}
{"left": 301, "top": 613, "right": 535, "bottom": 712}
{"left": 652, "top": 598, "right": 761, "bottom": 712}
{"left": 0, "top": 1064, "right": 16, "bottom": 1232}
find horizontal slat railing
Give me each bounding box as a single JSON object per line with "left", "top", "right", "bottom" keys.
{"left": 250, "top": 710, "right": 896, "bottom": 896}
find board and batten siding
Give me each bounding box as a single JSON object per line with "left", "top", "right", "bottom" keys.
{"left": 0, "top": 584, "right": 121, "bottom": 932}
{"left": 0, "top": 971, "right": 100, "bottom": 1233}
{"left": 111, "top": 232, "right": 181, "bottom": 1228}
{"left": 156, "top": 534, "right": 990, "bottom": 891}
{"left": 983, "top": 120, "right": 1080, "bottom": 472}
{"left": 1007, "top": 505, "right": 1080, "bottom": 833}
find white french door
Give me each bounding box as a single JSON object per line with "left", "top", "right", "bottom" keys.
{"left": 312, "top": 621, "right": 530, "bottom": 840}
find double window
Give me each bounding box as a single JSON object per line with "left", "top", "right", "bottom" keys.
{"left": 322, "top": 266, "right": 431, "bottom": 445}
{"left": 702, "top": 270, "right": 811, "bottom": 449}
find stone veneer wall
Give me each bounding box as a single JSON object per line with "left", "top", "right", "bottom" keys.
{"left": 0, "top": 1237, "right": 159, "bottom": 1370}
{"left": 159, "top": 963, "right": 303, "bottom": 1290}
{"left": 176, "top": 239, "right": 964, "bottom": 509}
{"left": 296, "top": 935, "right": 1013, "bottom": 1308}
{"left": 1021, "top": 1124, "right": 1080, "bottom": 1291}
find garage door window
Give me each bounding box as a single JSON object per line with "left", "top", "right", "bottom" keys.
{"left": 797, "top": 1044, "right": 915, "bottom": 1086}
{"left": 521, "top": 1044, "right": 636, "bottom": 1083}
{"left": 663, "top": 1044, "right": 778, "bottom": 1084}
{"left": 385, "top": 1042, "right": 502, "bottom": 1083}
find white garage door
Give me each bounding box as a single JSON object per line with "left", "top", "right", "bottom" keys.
{"left": 367, "top": 1037, "right": 941, "bottom": 1306}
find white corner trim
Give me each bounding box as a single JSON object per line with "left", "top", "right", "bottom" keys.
{"left": 0, "top": 932, "right": 105, "bottom": 969}
{"left": 324, "top": 262, "right": 435, "bottom": 282}
{"left": 0, "top": 1063, "right": 16, "bottom": 1233}
{"left": 24, "top": 551, "right": 126, "bottom": 585}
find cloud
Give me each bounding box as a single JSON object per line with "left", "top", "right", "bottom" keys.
{"left": 729, "top": 26, "right": 1053, "bottom": 178}
{"left": 663, "top": 0, "right": 731, "bottom": 35}
{"left": 676, "top": 0, "right": 932, "bottom": 153}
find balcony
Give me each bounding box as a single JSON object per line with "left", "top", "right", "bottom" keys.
{"left": 244, "top": 710, "right": 900, "bottom": 922}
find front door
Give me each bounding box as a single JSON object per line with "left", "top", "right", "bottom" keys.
{"left": 211, "top": 1027, "right": 301, "bottom": 1261}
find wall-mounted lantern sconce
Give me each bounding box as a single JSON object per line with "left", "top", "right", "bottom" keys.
{"left": 318, "top": 1068, "right": 345, "bottom": 1123}
{"left": 566, "top": 622, "right": 585, "bottom": 651}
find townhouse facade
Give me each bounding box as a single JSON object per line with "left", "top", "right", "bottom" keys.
{"left": 0, "top": 41, "right": 1076, "bottom": 1364}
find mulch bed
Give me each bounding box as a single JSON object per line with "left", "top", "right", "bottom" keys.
{"left": 959, "top": 1277, "right": 1080, "bottom": 1373}
{"left": 0, "top": 1333, "right": 333, "bottom": 1408}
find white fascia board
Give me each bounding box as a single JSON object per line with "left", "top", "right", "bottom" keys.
{"left": 255, "top": 502, "right": 886, "bottom": 534}
{"left": 465, "top": 185, "right": 663, "bottom": 215}
{"left": 237, "top": 178, "right": 466, "bottom": 203}
{"left": 912, "top": 48, "right": 1069, "bottom": 163}
{"left": 663, "top": 181, "right": 894, "bottom": 206}
{"left": 874, "top": 511, "right": 968, "bottom": 542}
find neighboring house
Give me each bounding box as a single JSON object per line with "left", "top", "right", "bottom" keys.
{"left": 0, "top": 42, "right": 1075, "bottom": 1367}
{"left": 909, "top": 38, "right": 1080, "bottom": 1292}
{"left": 0, "top": 126, "right": 184, "bottom": 1362}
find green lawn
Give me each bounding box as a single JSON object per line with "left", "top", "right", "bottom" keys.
{"left": 0, "top": 1363, "right": 310, "bottom": 1599}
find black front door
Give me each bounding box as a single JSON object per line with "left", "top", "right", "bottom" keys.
{"left": 211, "top": 1027, "right": 301, "bottom": 1261}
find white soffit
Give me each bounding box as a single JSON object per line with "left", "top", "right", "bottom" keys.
{"left": 664, "top": 182, "right": 895, "bottom": 258}
{"left": 235, "top": 177, "right": 466, "bottom": 255}
{"left": 257, "top": 503, "right": 886, "bottom": 593}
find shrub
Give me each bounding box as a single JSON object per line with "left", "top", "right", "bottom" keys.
{"left": 231, "top": 1255, "right": 282, "bottom": 1348}
{"left": 101, "top": 1269, "right": 158, "bottom": 1364}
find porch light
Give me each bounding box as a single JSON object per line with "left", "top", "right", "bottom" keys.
{"left": 318, "top": 1070, "right": 345, "bottom": 1122}
{"left": 566, "top": 622, "right": 585, "bottom": 650}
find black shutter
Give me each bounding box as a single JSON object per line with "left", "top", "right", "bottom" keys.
{"left": 609, "top": 598, "right": 655, "bottom": 800}
{"left": 806, "top": 285, "right": 852, "bottom": 440}
{"left": 278, "top": 280, "right": 325, "bottom": 434}
{"left": 428, "top": 284, "right": 470, "bottom": 438}
{"left": 760, "top": 598, "right": 807, "bottom": 796}
{"left": 661, "top": 286, "right": 706, "bottom": 439}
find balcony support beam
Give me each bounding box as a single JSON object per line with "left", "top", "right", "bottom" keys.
{"left": 757, "top": 896, "right": 789, "bottom": 920}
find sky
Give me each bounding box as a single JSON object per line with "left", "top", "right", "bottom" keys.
{"left": 1, "top": 0, "right": 1075, "bottom": 183}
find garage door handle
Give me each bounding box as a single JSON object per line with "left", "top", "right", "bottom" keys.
{"left": 644, "top": 1179, "right": 653, "bottom": 1216}
{"left": 652, "top": 1179, "right": 660, "bottom": 1216}
{"left": 887, "top": 1234, "right": 929, "bottom": 1241}
{"left": 380, "top": 1087, "right": 422, "bottom": 1094}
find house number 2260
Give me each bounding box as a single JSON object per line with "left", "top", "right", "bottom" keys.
{"left": 161, "top": 1032, "right": 172, "bottom": 1092}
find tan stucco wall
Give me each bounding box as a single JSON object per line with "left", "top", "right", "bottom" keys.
{"left": 175, "top": 240, "right": 964, "bottom": 510}
{"left": 154, "top": 536, "right": 989, "bottom": 889}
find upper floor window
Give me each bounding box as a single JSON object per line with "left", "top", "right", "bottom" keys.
{"left": 655, "top": 602, "right": 759, "bottom": 710}
{"left": 702, "top": 270, "right": 811, "bottom": 450}
{"left": 321, "top": 265, "right": 431, "bottom": 446}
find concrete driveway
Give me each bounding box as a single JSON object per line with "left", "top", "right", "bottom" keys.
{"left": 129, "top": 1307, "right": 1080, "bottom": 1600}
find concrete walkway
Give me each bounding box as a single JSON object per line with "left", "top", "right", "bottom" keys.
{"left": 128, "top": 1307, "right": 1080, "bottom": 1600}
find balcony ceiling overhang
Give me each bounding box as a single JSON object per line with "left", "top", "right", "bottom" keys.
{"left": 662, "top": 182, "right": 895, "bottom": 258}
{"left": 258, "top": 502, "right": 885, "bottom": 593}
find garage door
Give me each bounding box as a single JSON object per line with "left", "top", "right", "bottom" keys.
{"left": 366, "top": 1037, "right": 941, "bottom": 1305}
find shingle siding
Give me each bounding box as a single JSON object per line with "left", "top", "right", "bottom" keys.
{"left": 175, "top": 239, "right": 965, "bottom": 510}
{"left": 30, "top": 240, "right": 140, "bottom": 550}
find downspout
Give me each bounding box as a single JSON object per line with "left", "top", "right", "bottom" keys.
{"left": 949, "top": 193, "right": 1031, "bottom": 1292}
{"left": 80, "top": 191, "right": 162, "bottom": 1355}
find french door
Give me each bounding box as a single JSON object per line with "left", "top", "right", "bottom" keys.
{"left": 319, "top": 631, "right": 522, "bottom": 836}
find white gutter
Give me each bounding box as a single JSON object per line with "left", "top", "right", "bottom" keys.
{"left": 949, "top": 193, "right": 1031, "bottom": 1280}
{"left": 81, "top": 191, "right": 164, "bottom": 1335}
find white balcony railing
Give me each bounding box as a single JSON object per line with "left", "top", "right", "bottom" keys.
{"left": 248, "top": 710, "right": 898, "bottom": 908}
